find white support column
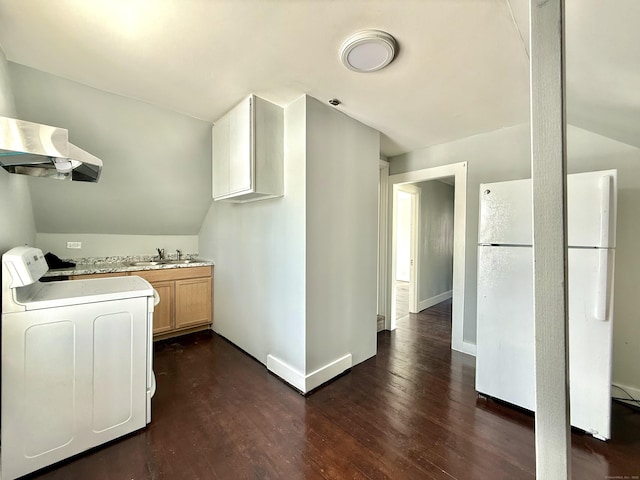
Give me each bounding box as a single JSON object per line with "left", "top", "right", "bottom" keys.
{"left": 530, "top": 0, "right": 571, "bottom": 479}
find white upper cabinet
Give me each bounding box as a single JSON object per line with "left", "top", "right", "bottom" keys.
{"left": 212, "top": 95, "right": 284, "bottom": 202}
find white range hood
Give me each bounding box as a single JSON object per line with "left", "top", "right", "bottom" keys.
{"left": 0, "top": 116, "right": 102, "bottom": 182}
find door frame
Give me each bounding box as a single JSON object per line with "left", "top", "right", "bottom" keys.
{"left": 387, "top": 161, "right": 470, "bottom": 355}
{"left": 394, "top": 184, "right": 421, "bottom": 314}
{"left": 377, "top": 160, "right": 390, "bottom": 325}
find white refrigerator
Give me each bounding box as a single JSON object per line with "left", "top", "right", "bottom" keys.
{"left": 475, "top": 169, "right": 617, "bottom": 441}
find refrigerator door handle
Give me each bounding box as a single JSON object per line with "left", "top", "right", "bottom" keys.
{"left": 594, "top": 175, "right": 613, "bottom": 321}
{"left": 594, "top": 248, "right": 610, "bottom": 321}
{"left": 599, "top": 175, "right": 612, "bottom": 247}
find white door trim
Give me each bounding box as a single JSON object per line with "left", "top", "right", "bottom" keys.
{"left": 377, "top": 160, "right": 390, "bottom": 322}
{"left": 388, "top": 162, "right": 469, "bottom": 355}
{"left": 395, "top": 184, "right": 421, "bottom": 314}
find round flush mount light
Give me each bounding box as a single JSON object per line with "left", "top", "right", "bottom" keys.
{"left": 340, "top": 30, "right": 398, "bottom": 73}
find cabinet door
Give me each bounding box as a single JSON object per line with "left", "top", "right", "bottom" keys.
{"left": 228, "top": 96, "right": 252, "bottom": 194}
{"left": 213, "top": 112, "right": 231, "bottom": 198}
{"left": 151, "top": 281, "right": 174, "bottom": 334}
{"left": 175, "top": 277, "right": 212, "bottom": 329}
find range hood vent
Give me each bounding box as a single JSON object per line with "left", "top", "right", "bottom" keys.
{"left": 0, "top": 116, "right": 102, "bottom": 182}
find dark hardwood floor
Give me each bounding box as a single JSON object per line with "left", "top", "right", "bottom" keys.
{"left": 28, "top": 300, "right": 640, "bottom": 479}
{"left": 396, "top": 280, "right": 410, "bottom": 320}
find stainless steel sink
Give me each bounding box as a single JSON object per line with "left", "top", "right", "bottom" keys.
{"left": 127, "top": 261, "right": 163, "bottom": 266}
{"left": 127, "top": 259, "right": 204, "bottom": 267}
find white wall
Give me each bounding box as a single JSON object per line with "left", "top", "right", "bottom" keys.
{"left": 200, "top": 95, "right": 379, "bottom": 391}
{"left": 416, "top": 180, "right": 454, "bottom": 307}
{"left": 391, "top": 124, "right": 532, "bottom": 346}
{"left": 390, "top": 123, "right": 640, "bottom": 395}
{"left": 9, "top": 63, "right": 212, "bottom": 237}
{"left": 305, "top": 95, "right": 379, "bottom": 373}
{"left": 36, "top": 233, "right": 199, "bottom": 259}
{"left": 199, "top": 95, "right": 307, "bottom": 374}
{"left": 0, "top": 47, "right": 36, "bottom": 254}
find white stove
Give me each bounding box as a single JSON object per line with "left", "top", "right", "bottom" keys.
{"left": 1, "top": 246, "right": 156, "bottom": 480}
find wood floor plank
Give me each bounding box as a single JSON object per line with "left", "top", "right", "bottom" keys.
{"left": 25, "top": 299, "right": 640, "bottom": 479}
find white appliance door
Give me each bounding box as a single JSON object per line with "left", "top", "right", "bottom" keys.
{"left": 568, "top": 248, "right": 614, "bottom": 440}
{"left": 478, "top": 169, "right": 616, "bottom": 248}
{"left": 1, "top": 298, "right": 148, "bottom": 480}
{"left": 478, "top": 178, "right": 532, "bottom": 246}
{"left": 475, "top": 245, "right": 614, "bottom": 440}
{"left": 566, "top": 170, "right": 617, "bottom": 248}
{"left": 476, "top": 245, "right": 535, "bottom": 411}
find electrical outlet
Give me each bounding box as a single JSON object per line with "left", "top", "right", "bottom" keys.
{"left": 66, "top": 241, "right": 82, "bottom": 249}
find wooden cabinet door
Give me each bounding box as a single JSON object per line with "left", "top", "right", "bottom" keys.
{"left": 175, "top": 277, "right": 212, "bottom": 329}
{"left": 70, "top": 267, "right": 212, "bottom": 338}
{"left": 151, "top": 281, "right": 174, "bottom": 334}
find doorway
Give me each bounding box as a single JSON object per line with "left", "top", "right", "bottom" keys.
{"left": 394, "top": 185, "right": 420, "bottom": 321}
{"left": 387, "top": 162, "right": 470, "bottom": 355}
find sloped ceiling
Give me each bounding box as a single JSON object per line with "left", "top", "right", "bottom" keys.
{"left": 8, "top": 63, "right": 212, "bottom": 235}
{"left": 1, "top": 1, "right": 637, "bottom": 155}
{"left": 0, "top": 1, "right": 637, "bottom": 236}
{"left": 509, "top": 0, "right": 640, "bottom": 150}
{"left": 0, "top": 0, "right": 533, "bottom": 157}
{"left": 1, "top": 0, "right": 636, "bottom": 155}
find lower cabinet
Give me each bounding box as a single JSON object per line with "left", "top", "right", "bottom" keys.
{"left": 151, "top": 281, "right": 174, "bottom": 334}
{"left": 175, "top": 277, "right": 213, "bottom": 329}
{"left": 71, "top": 266, "right": 213, "bottom": 338}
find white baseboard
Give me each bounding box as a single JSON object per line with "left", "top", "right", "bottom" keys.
{"left": 451, "top": 337, "right": 476, "bottom": 357}
{"left": 462, "top": 341, "right": 476, "bottom": 357}
{"left": 305, "top": 354, "right": 353, "bottom": 392}
{"left": 266, "top": 355, "right": 306, "bottom": 392}
{"left": 452, "top": 340, "right": 476, "bottom": 357}
{"left": 417, "top": 290, "right": 453, "bottom": 312}
{"left": 267, "top": 353, "right": 353, "bottom": 394}
{"left": 612, "top": 382, "right": 640, "bottom": 407}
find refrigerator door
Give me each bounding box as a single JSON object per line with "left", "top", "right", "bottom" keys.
{"left": 567, "top": 170, "right": 616, "bottom": 248}
{"left": 478, "top": 169, "right": 617, "bottom": 248}
{"left": 476, "top": 245, "right": 535, "bottom": 411}
{"left": 568, "top": 248, "right": 614, "bottom": 440}
{"left": 478, "top": 179, "right": 532, "bottom": 246}
{"left": 475, "top": 245, "right": 614, "bottom": 440}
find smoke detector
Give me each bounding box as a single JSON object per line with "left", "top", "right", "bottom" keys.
{"left": 340, "top": 30, "right": 398, "bottom": 73}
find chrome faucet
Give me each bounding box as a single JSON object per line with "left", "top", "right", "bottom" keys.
{"left": 156, "top": 248, "right": 165, "bottom": 260}
{"left": 176, "top": 249, "right": 182, "bottom": 260}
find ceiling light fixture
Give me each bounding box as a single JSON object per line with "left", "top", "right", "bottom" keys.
{"left": 340, "top": 30, "right": 398, "bottom": 73}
